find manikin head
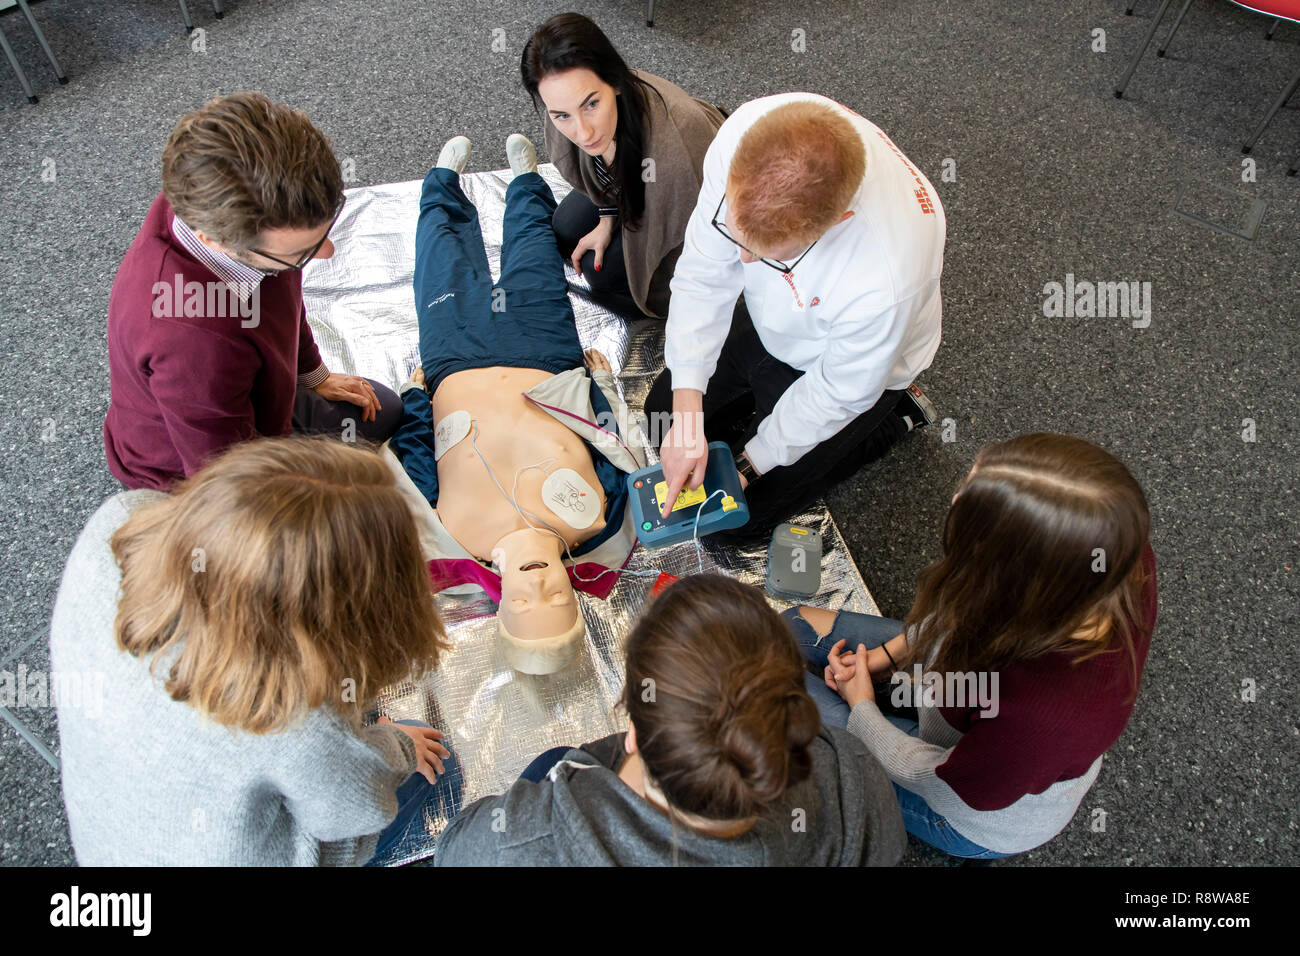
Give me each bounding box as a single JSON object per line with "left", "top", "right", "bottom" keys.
{"left": 493, "top": 527, "right": 587, "bottom": 675}
{"left": 721, "top": 101, "right": 864, "bottom": 266}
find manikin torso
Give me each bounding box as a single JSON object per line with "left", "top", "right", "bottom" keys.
{"left": 430, "top": 365, "right": 608, "bottom": 559}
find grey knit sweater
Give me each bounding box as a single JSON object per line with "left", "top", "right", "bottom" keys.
{"left": 49, "top": 491, "right": 417, "bottom": 866}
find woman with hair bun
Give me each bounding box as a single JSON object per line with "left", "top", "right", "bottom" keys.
{"left": 434, "top": 573, "right": 905, "bottom": 866}
{"left": 783, "top": 433, "right": 1158, "bottom": 861}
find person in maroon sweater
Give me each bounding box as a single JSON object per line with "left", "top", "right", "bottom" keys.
{"left": 104, "top": 92, "right": 402, "bottom": 491}
{"left": 783, "top": 433, "right": 1157, "bottom": 859}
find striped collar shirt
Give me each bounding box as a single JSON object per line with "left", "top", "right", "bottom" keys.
{"left": 170, "top": 215, "right": 266, "bottom": 301}
{"left": 170, "top": 215, "right": 330, "bottom": 388}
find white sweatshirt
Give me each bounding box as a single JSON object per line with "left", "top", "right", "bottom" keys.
{"left": 665, "top": 93, "right": 946, "bottom": 474}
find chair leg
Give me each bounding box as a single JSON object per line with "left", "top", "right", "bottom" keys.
{"left": 15, "top": 0, "right": 66, "bottom": 83}
{"left": 1126, "top": 2, "right": 1138, "bottom": 13}
{"left": 1157, "top": 0, "right": 1193, "bottom": 57}
{"left": 1265, "top": 17, "right": 1279, "bottom": 40}
{"left": 646, "top": 0, "right": 655, "bottom": 27}
{"left": 1242, "top": 61, "right": 1300, "bottom": 154}
{"left": 1289, "top": 155, "right": 1297, "bottom": 175}
{"left": 211, "top": 0, "right": 224, "bottom": 18}
{"left": 178, "top": 0, "right": 194, "bottom": 34}
{"left": 1116, "top": 0, "right": 1175, "bottom": 98}
{"left": 0, "top": 23, "right": 38, "bottom": 103}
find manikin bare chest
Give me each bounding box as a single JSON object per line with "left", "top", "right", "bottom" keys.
{"left": 430, "top": 366, "right": 608, "bottom": 560}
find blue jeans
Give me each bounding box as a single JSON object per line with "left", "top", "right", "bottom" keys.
{"left": 892, "top": 784, "right": 1012, "bottom": 860}
{"left": 782, "top": 607, "right": 1012, "bottom": 861}
{"left": 367, "top": 720, "right": 463, "bottom": 865}
{"left": 781, "top": 606, "right": 917, "bottom": 732}
{"left": 414, "top": 167, "right": 585, "bottom": 395}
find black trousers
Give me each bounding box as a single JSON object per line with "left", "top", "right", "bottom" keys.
{"left": 644, "top": 301, "right": 910, "bottom": 536}
{"left": 551, "top": 189, "right": 640, "bottom": 317}
{"left": 291, "top": 379, "right": 403, "bottom": 444}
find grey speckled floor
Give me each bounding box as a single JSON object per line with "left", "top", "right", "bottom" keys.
{"left": 0, "top": 0, "right": 1296, "bottom": 866}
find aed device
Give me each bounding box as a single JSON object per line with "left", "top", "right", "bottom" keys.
{"left": 765, "top": 523, "right": 823, "bottom": 599}
{"left": 628, "top": 442, "right": 749, "bottom": 548}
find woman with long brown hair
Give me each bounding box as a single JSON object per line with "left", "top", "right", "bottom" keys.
{"left": 51, "top": 436, "right": 455, "bottom": 865}
{"left": 521, "top": 13, "right": 727, "bottom": 318}
{"left": 783, "top": 433, "right": 1158, "bottom": 860}
{"left": 434, "top": 573, "right": 905, "bottom": 866}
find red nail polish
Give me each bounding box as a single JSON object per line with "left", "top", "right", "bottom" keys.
{"left": 595, "top": 264, "right": 601, "bottom": 271}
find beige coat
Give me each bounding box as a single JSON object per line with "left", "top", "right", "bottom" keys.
{"left": 543, "top": 69, "right": 726, "bottom": 318}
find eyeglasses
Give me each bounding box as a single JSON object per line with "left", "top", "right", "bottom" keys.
{"left": 246, "top": 200, "right": 344, "bottom": 272}
{"left": 711, "top": 194, "right": 816, "bottom": 274}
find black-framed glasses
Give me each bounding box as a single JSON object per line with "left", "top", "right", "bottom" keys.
{"left": 711, "top": 194, "right": 816, "bottom": 274}
{"left": 247, "top": 200, "right": 344, "bottom": 272}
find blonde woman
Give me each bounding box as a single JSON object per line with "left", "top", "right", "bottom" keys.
{"left": 51, "top": 436, "right": 454, "bottom": 865}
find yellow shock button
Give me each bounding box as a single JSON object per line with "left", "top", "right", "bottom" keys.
{"left": 654, "top": 481, "right": 708, "bottom": 513}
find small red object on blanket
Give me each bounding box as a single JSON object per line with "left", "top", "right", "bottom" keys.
{"left": 651, "top": 572, "right": 678, "bottom": 597}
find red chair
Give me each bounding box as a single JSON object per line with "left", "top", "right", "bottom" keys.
{"left": 1115, "top": 1, "right": 1300, "bottom": 153}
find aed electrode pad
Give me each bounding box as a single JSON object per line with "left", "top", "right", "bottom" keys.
{"left": 541, "top": 467, "right": 601, "bottom": 529}
{"left": 433, "top": 410, "right": 472, "bottom": 461}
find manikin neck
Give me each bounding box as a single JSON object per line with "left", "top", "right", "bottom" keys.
{"left": 491, "top": 526, "right": 566, "bottom": 567}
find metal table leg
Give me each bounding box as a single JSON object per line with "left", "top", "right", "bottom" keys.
{"left": 16, "top": 0, "right": 66, "bottom": 84}
{"left": 0, "top": 23, "right": 38, "bottom": 103}
{"left": 1115, "top": 0, "right": 1175, "bottom": 98}
{"left": 1157, "top": 0, "right": 1193, "bottom": 57}
{"left": 1242, "top": 61, "right": 1300, "bottom": 154}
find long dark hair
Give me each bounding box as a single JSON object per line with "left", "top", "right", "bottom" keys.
{"left": 521, "top": 13, "right": 665, "bottom": 231}
{"left": 899, "top": 434, "right": 1152, "bottom": 702}
{"left": 621, "top": 574, "right": 821, "bottom": 823}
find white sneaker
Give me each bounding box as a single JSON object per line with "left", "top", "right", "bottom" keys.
{"left": 506, "top": 133, "right": 538, "bottom": 177}
{"left": 437, "top": 136, "right": 471, "bottom": 173}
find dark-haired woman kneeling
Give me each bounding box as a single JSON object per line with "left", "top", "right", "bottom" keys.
{"left": 522, "top": 13, "right": 727, "bottom": 318}
{"left": 783, "top": 433, "right": 1158, "bottom": 860}
{"left": 434, "top": 574, "right": 905, "bottom": 866}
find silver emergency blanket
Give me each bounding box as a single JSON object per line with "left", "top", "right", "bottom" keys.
{"left": 301, "top": 165, "right": 880, "bottom": 866}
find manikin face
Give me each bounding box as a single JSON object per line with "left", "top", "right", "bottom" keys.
{"left": 498, "top": 555, "right": 579, "bottom": 640}
{"left": 537, "top": 68, "right": 620, "bottom": 160}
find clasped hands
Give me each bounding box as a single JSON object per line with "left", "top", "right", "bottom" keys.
{"left": 823, "top": 638, "right": 895, "bottom": 709}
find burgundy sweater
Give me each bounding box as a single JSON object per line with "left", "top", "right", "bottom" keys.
{"left": 846, "top": 543, "right": 1158, "bottom": 852}
{"left": 103, "top": 194, "right": 324, "bottom": 490}
{"left": 933, "top": 542, "right": 1159, "bottom": 811}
